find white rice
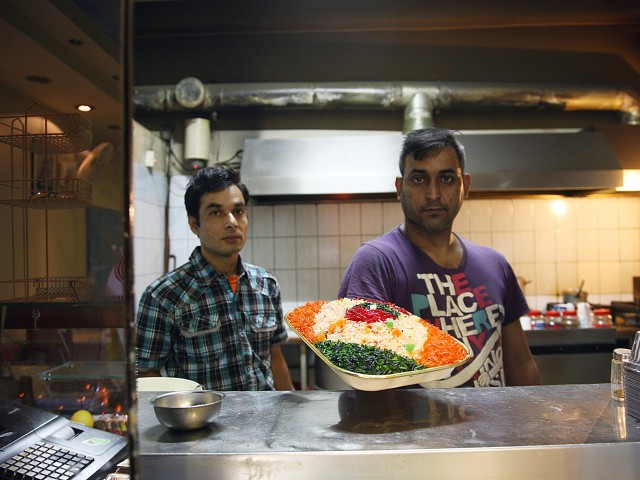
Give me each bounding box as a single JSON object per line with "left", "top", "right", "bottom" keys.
{"left": 313, "top": 298, "right": 429, "bottom": 359}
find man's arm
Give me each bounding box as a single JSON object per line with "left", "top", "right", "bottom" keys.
{"left": 502, "top": 320, "right": 541, "bottom": 386}
{"left": 270, "top": 344, "right": 294, "bottom": 391}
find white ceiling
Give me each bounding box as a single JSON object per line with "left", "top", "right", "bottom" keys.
{"left": 0, "top": 0, "right": 123, "bottom": 146}
{"left": 132, "top": 0, "right": 640, "bottom": 131}
{"left": 2, "top": 0, "right": 640, "bottom": 138}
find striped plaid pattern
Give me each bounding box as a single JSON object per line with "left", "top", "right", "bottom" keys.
{"left": 135, "top": 247, "right": 287, "bottom": 390}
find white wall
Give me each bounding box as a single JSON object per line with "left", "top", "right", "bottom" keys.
{"left": 132, "top": 122, "right": 167, "bottom": 308}
{"left": 166, "top": 190, "right": 640, "bottom": 313}
{"left": 133, "top": 127, "right": 640, "bottom": 313}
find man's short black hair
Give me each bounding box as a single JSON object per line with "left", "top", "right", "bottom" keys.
{"left": 399, "top": 127, "right": 466, "bottom": 175}
{"left": 184, "top": 166, "right": 250, "bottom": 223}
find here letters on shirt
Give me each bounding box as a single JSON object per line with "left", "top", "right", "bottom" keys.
{"left": 411, "top": 271, "right": 506, "bottom": 387}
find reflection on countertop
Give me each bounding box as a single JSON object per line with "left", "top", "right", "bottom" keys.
{"left": 136, "top": 384, "right": 640, "bottom": 480}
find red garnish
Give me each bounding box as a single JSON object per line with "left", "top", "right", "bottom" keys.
{"left": 345, "top": 304, "right": 394, "bottom": 323}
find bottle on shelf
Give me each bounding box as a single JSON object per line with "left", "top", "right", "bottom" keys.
{"left": 561, "top": 310, "right": 580, "bottom": 329}
{"left": 592, "top": 308, "right": 614, "bottom": 328}
{"left": 611, "top": 347, "right": 631, "bottom": 401}
{"left": 544, "top": 310, "right": 562, "bottom": 329}
{"left": 528, "top": 310, "right": 546, "bottom": 330}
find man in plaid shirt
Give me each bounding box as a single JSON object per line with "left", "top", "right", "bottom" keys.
{"left": 135, "top": 166, "right": 293, "bottom": 390}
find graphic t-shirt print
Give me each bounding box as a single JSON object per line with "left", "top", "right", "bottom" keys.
{"left": 410, "top": 271, "right": 505, "bottom": 387}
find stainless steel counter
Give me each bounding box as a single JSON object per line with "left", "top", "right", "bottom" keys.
{"left": 136, "top": 384, "right": 640, "bottom": 480}
{"left": 525, "top": 329, "right": 616, "bottom": 384}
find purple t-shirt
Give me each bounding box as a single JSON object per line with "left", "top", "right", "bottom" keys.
{"left": 338, "top": 227, "right": 529, "bottom": 387}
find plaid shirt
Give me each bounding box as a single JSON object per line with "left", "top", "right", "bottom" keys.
{"left": 135, "top": 247, "right": 288, "bottom": 390}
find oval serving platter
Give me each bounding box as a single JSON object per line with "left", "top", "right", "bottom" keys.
{"left": 285, "top": 314, "right": 471, "bottom": 391}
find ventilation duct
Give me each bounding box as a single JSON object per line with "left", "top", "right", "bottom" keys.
{"left": 134, "top": 79, "right": 640, "bottom": 126}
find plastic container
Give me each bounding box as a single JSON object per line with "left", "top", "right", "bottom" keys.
{"left": 561, "top": 311, "right": 580, "bottom": 329}
{"left": 529, "top": 310, "right": 546, "bottom": 330}
{"left": 576, "top": 302, "right": 593, "bottom": 328}
{"left": 544, "top": 310, "right": 562, "bottom": 329}
{"left": 519, "top": 315, "right": 532, "bottom": 331}
{"left": 611, "top": 348, "right": 631, "bottom": 401}
{"left": 592, "top": 308, "right": 614, "bottom": 328}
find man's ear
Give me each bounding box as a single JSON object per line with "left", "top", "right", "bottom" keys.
{"left": 188, "top": 215, "right": 200, "bottom": 236}
{"left": 462, "top": 173, "right": 472, "bottom": 199}
{"left": 395, "top": 176, "right": 403, "bottom": 200}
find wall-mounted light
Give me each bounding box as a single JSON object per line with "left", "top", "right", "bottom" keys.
{"left": 76, "top": 104, "right": 94, "bottom": 112}
{"left": 615, "top": 170, "right": 640, "bottom": 192}
{"left": 551, "top": 199, "right": 568, "bottom": 217}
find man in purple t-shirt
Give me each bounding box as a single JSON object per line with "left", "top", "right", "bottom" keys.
{"left": 339, "top": 128, "right": 540, "bottom": 388}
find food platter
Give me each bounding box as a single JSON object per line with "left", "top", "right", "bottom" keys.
{"left": 285, "top": 314, "right": 471, "bottom": 391}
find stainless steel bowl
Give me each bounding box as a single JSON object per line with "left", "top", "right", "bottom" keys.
{"left": 151, "top": 390, "right": 224, "bottom": 431}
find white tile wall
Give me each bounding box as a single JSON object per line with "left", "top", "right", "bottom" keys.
{"left": 134, "top": 122, "right": 640, "bottom": 309}
{"left": 131, "top": 127, "right": 640, "bottom": 315}
{"left": 132, "top": 163, "right": 167, "bottom": 308}
{"left": 134, "top": 162, "right": 640, "bottom": 308}
{"left": 134, "top": 169, "right": 640, "bottom": 313}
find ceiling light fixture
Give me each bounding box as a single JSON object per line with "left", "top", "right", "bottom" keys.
{"left": 76, "top": 104, "right": 94, "bottom": 112}
{"left": 68, "top": 38, "right": 83, "bottom": 46}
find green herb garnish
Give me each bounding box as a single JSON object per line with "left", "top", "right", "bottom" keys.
{"left": 315, "top": 340, "right": 425, "bottom": 375}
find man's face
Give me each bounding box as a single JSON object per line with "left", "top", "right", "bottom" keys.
{"left": 395, "top": 146, "right": 471, "bottom": 234}
{"left": 188, "top": 185, "right": 248, "bottom": 261}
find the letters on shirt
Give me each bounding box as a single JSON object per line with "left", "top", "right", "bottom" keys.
{"left": 412, "top": 272, "right": 506, "bottom": 387}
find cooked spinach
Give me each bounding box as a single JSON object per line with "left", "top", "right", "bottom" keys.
{"left": 315, "top": 340, "right": 425, "bottom": 375}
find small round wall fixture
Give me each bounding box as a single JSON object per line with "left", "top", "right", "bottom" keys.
{"left": 175, "top": 77, "right": 206, "bottom": 108}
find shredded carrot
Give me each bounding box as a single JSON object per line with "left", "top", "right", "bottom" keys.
{"left": 416, "top": 321, "right": 468, "bottom": 368}
{"left": 286, "top": 300, "right": 327, "bottom": 342}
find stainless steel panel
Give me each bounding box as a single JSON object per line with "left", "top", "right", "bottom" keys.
{"left": 242, "top": 134, "right": 401, "bottom": 196}
{"left": 525, "top": 328, "right": 617, "bottom": 347}
{"left": 137, "top": 384, "right": 640, "bottom": 480}
{"left": 240, "top": 131, "right": 624, "bottom": 197}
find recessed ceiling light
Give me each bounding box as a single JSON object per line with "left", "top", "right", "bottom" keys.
{"left": 25, "top": 75, "right": 51, "bottom": 84}
{"left": 68, "top": 38, "right": 83, "bottom": 46}
{"left": 76, "top": 104, "right": 94, "bottom": 112}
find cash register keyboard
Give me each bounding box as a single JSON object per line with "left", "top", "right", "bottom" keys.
{"left": 0, "top": 441, "right": 94, "bottom": 480}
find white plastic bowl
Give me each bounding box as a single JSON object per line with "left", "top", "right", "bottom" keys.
{"left": 137, "top": 377, "right": 202, "bottom": 392}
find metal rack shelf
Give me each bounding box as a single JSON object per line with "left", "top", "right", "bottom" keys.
{"left": 0, "top": 276, "right": 90, "bottom": 303}
{"left": 0, "top": 105, "right": 93, "bottom": 304}
{"left": 0, "top": 178, "right": 92, "bottom": 209}
{"left": 0, "top": 112, "right": 92, "bottom": 154}
{"left": 0, "top": 302, "right": 125, "bottom": 329}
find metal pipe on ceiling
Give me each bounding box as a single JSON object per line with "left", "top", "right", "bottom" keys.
{"left": 134, "top": 78, "right": 640, "bottom": 126}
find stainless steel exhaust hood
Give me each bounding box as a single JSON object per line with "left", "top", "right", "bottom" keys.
{"left": 241, "top": 130, "right": 625, "bottom": 199}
